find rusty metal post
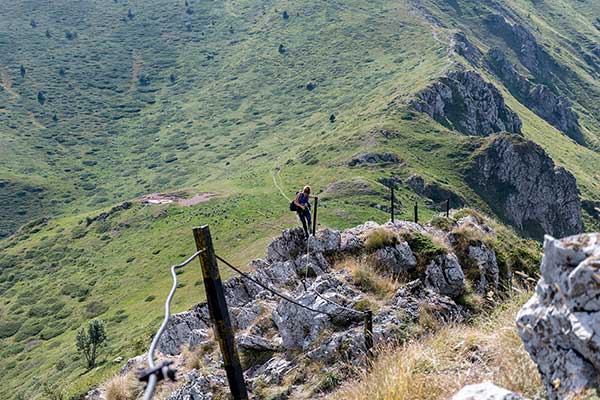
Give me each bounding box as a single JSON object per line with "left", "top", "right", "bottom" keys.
{"left": 193, "top": 226, "right": 248, "bottom": 400}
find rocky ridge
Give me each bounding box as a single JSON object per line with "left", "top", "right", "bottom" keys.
{"left": 467, "top": 134, "right": 583, "bottom": 239}
{"left": 485, "top": 48, "right": 582, "bottom": 143}
{"left": 412, "top": 70, "right": 522, "bottom": 136}
{"left": 96, "top": 215, "right": 510, "bottom": 400}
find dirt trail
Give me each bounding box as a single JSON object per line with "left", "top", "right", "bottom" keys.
{"left": 1, "top": 70, "right": 19, "bottom": 98}
{"left": 140, "top": 192, "right": 217, "bottom": 206}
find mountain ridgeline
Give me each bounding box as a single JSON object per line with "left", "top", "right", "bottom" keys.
{"left": 0, "top": 0, "right": 600, "bottom": 398}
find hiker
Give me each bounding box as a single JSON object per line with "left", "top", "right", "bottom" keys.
{"left": 293, "top": 186, "right": 313, "bottom": 238}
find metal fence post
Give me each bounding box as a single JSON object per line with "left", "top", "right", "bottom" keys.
{"left": 446, "top": 198, "right": 450, "bottom": 218}
{"left": 312, "top": 196, "right": 318, "bottom": 236}
{"left": 391, "top": 186, "right": 395, "bottom": 223}
{"left": 193, "top": 226, "right": 248, "bottom": 400}
{"left": 414, "top": 202, "right": 418, "bottom": 224}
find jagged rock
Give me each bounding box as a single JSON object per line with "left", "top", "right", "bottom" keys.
{"left": 252, "top": 259, "right": 298, "bottom": 287}
{"left": 272, "top": 274, "right": 363, "bottom": 350}
{"left": 486, "top": 48, "right": 582, "bottom": 142}
{"left": 453, "top": 32, "right": 482, "bottom": 64}
{"left": 266, "top": 228, "right": 307, "bottom": 262}
{"left": 119, "top": 355, "right": 146, "bottom": 376}
{"left": 371, "top": 242, "right": 417, "bottom": 275}
{"left": 455, "top": 214, "right": 496, "bottom": 237}
{"left": 486, "top": 14, "right": 545, "bottom": 76}
{"left": 451, "top": 382, "right": 528, "bottom": 400}
{"left": 294, "top": 251, "right": 330, "bottom": 277}
{"left": 158, "top": 311, "right": 210, "bottom": 355}
{"left": 517, "top": 233, "right": 600, "bottom": 399}
{"left": 467, "top": 243, "right": 499, "bottom": 292}
{"left": 424, "top": 253, "right": 466, "bottom": 297}
{"left": 237, "top": 334, "right": 281, "bottom": 352}
{"left": 467, "top": 134, "right": 583, "bottom": 239}
{"left": 307, "top": 228, "right": 341, "bottom": 255}
{"left": 347, "top": 152, "right": 402, "bottom": 167}
{"left": 340, "top": 221, "right": 380, "bottom": 253}
{"left": 167, "top": 370, "right": 226, "bottom": 400}
{"left": 306, "top": 327, "right": 365, "bottom": 365}
{"left": 412, "top": 70, "right": 522, "bottom": 136}
{"left": 250, "top": 356, "right": 296, "bottom": 385}
{"left": 383, "top": 279, "right": 468, "bottom": 327}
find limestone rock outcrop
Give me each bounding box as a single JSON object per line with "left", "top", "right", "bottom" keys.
{"left": 451, "top": 382, "right": 528, "bottom": 400}
{"left": 517, "top": 233, "right": 600, "bottom": 399}
{"left": 412, "top": 70, "right": 522, "bottom": 136}
{"left": 486, "top": 48, "right": 582, "bottom": 143}
{"left": 467, "top": 134, "right": 582, "bottom": 239}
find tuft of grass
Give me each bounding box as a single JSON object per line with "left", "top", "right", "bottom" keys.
{"left": 330, "top": 293, "right": 544, "bottom": 400}
{"left": 337, "top": 258, "right": 398, "bottom": 300}
{"left": 105, "top": 375, "right": 141, "bottom": 400}
{"left": 401, "top": 232, "right": 448, "bottom": 272}
{"left": 428, "top": 216, "right": 455, "bottom": 232}
{"left": 365, "top": 229, "right": 399, "bottom": 252}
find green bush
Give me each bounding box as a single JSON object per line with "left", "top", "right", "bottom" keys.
{"left": 14, "top": 320, "right": 44, "bottom": 341}
{"left": 71, "top": 226, "right": 87, "bottom": 240}
{"left": 365, "top": 228, "right": 398, "bottom": 251}
{"left": 0, "top": 320, "right": 22, "bottom": 339}
{"left": 84, "top": 300, "right": 109, "bottom": 318}
{"left": 428, "top": 216, "right": 454, "bottom": 231}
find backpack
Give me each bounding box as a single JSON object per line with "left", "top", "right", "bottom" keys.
{"left": 289, "top": 191, "right": 300, "bottom": 212}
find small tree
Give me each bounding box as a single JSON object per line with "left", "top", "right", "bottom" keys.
{"left": 76, "top": 319, "right": 107, "bottom": 369}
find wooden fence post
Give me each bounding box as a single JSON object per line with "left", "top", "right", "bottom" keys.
{"left": 193, "top": 226, "right": 248, "bottom": 400}
{"left": 446, "top": 198, "right": 450, "bottom": 218}
{"left": 364, "top": 310, "right": 373, "bottom": 358}
{"left": 312, "top": 196, "right": 318, "bottom": 236}
{"left": 414, "top": 202, "right": 418, "bottom": 224}
{"left": 391, "top": 186, "right": 395, "bottom": 223}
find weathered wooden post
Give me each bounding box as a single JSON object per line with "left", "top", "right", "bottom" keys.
{"left": 391, "top": 186, "right": 395, "bottom": 223}
{"left": 414, "top": 202, "right": 418, "bottom": 224}
{"left": 312, "top": 196, "right": 319, "bottom": 236}
{"left": 364, "top": 310, "right": 373, "bottom": 357}
{"left": 193, "top": 226, "right": 248, "bottom": 400}
{"left": 446, "top": 198, "right": 450, "bottom": 218}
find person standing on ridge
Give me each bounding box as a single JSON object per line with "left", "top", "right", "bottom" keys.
{"left": 293, "top": 186, "right": 314, "bottom": 238}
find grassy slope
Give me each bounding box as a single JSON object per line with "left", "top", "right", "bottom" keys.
{"left": 1, "top": 0, "right": 599, "bottom": 398}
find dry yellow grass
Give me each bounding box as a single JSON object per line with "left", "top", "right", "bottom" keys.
{"left": 105, "top": 374, "right": 141, "bottom": 400}
{"left": 330, "top": 293, "right": 544, "bottom": 400}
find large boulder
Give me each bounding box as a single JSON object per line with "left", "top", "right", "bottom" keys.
{"left": 451, "top": 382, "right": 528, "bottom": 400}
{"left": 412, "top": 70, "right": 522, "bottom": 136}
{"left": 266, "top": 227, "right": 307, "bottom": 262}
{"left": 157, "top": 309, "right": 210, "bottom": 355}
{"left": 467, "top": 243, "right": 499, "bottom": 292}
{"left": 517, "top": 233, "right": 600, "bottom": 399}
{"left": 424, "top": 253, "right": 466, "bottom": 298}
{"left": 467, "top": 134, "right": 582, "bottom": 239}
{"left": 371, "top": 242, "right": 417, "bottom": 275}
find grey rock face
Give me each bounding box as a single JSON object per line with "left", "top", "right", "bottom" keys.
{"left": 407, "top": 174, "right": 464, "bottom": 207}
{"left": 468, "top": 135, "right": 583, "bottom": 239}
{"left": 340, "top": 221, "right": 380, "bottom": 253}
{"left": 517, "top": 234, "right": 600, "bottom": 399}
{"left": 486, "top": 14, "right": 546, "bottom": 76}
{"left": 167, "top": 370, "right": 226, "bottom": 400}
{"left": 157, "top": 310, "right": 210, "bottom": 355}
{"left": 424, "top": 253, "right": 466, "bottom": 298}
{"left": 371, "top": 242, "right": 417, "bottom": 275}
{"left": 451, "top": 382, "right": 528, "bottom": 400}
{"left": 412, "top": 70, "right": 522, "bottom": 136}
{"left": 467, "top": 243, "right": 499, "bottom": 292}
{"left": 486, "top": 48, "right": 582, "bottom": 142}
{"left": 272, "top": 275, "right": 362, "bottom": 350}
{"left": 266, "top": 227, "right": 307, "bottom": 263}
{"left": 347, "top": 152, "right": 402, "bottom": 167}
{"left": 453, "top": 32, "right": 483, "bottom": 64}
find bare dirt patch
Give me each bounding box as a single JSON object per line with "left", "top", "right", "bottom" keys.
{"left": 1, "top": 70, "right": 18, "bottom": 98}
{"left": 140, "top": 192, "right": 217, "bottom": 207}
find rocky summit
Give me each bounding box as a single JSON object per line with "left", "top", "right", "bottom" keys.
{"left": 96, "top": 214, "right": 512, "bottom": 399}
